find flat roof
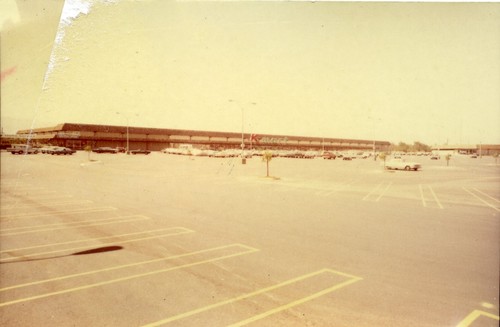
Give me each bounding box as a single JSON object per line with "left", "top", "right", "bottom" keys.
{"left": 17, "top": 122, "right": 391, "bottom": 146}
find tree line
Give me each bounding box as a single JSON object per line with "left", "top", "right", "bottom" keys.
{"left": 389, "top": 141, "right": 432, "bottom": 153}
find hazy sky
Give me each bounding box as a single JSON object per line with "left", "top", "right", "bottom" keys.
{"left": 1, "top": 0, "right": 499, "bottom": 145}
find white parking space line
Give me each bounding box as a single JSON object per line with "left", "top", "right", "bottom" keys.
{"left": 428, "top": 186, "right": 443, "bottom": 209}
{"left": 0, "top": 215, "right": 150, "bottom": 236}
{"left": 142, "top": 268, "right": 362, "bottom": 327}
{"left": 363, "top": 182, "right": 392, "bottom": 202}
{"left": 473, "top": 188, "right": 500, "bottom": 203}
{"left": 0, "top": 227, "right": 195, "bottom": 262}
{"left": 1, "top": 187, "right": 47, "bottom": 193}
{"left": 0, "top": 207, "right": 118, "bottom": 220}
{"left": 1, "top": 194, "right": 74, "bottom": 202}
{"left": 463, "top": 187, "right": 500, "bottom": 212}
{"left": 419, "top": 184, "right": 427, "bottom": 207}
{"left": 456, "top": 309, "right": 499, "bottom": 327}
{"left": 0, "top": 200, "right": 94, "bottom": 211}
{"left": 419, "top": 185, "right": 444, "bottom": 209}
{"left": 315, "top": 179, "right": 360, "bottom": 197}
{"left": 362, "top": 182, "right": 383, "bottom": 201}
{"left": 2, "top": 190, "right": 57, "bottom": 196}
{"left": 0, "top": 244, "right": 258, "bottom": 307}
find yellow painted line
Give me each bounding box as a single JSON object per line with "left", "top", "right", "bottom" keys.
{"left": 2, "top": 190, "right": 56, "bottom": 196}
{"left": 0, "top": 244, "right": 253, "bottom": 292}
{"left": 0, "top": 227, "right": 194, "bottom": 261}
{"left": 0, "top": 215, "right": 150, "bottom": 236}
{"left": 362, "top": 182, "right": 383, "bottom": 201}
{"left": 0, "top": 200, "right": 94, "bottom": 210}
{"left": 0, "top": 244, "right": 258, "bottom": 307}
{"left": 473, "top": 188, "right": 500, "bottom": 203}
{"left": 2, "top": 194, "right": 73, "bottom": 201}
{"left": 1, "top": 187, "right": 46, "bottom": 192}
{"left": 375, "top": 182, "right": 392, "bottom": 202}
{"left": 428, "top": 186, "right": 443, "bottom": 209}
{"left": 419, "top": 184, "right": 427, "bottom": 207}
{"left": 0, "top": 206, "right": 117, "bottom": 220}
{"left": 456, "top": 309, "right": 499, "bottom": 327}
{"left": 142, "top": 268, "right": 362, "bottom": 327}
{"left": 463, "top": 188, "right": 500, "bottom": 212}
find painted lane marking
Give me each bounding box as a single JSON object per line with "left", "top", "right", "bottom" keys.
{"left": 142, "top": 268, "right": 362, "bottom": 327}
{"left": 0, "top": 227, "right": 194, "bottom": 261}
{"left": 0, "top": 244, "right": 250, "bottom": 291}
{"left": 362, "top": 182, "right": 384, "bottom": 201}
{"left": 463, "top": 188, "right": 500, "bottom": 212}
{"left": 317, "top": 179, "right": 360, "bottom": 197}
{"left": 419, "top": 185, "right": 443, "bottom": 209}
{"left": 0, "top": 244, "right": 258, "bottom": 307}
{"left": 363, "top": 182, "right": 392, "bottom": 202}
{"left": 0, "top": 200, "right": 94, "bottom": 211}
{"left": 419, "top": 184, "right": 427, "bottom": 207}
{"left": 1, "top": 194, "right": 74, "bottom": 202}
{"left": 473, "top": 188, "right": 500, "bottom": 203}
{"left": 0, "top": 215, "right": 150, "bottom": 236}
{"left": 375, "top": 182, "right": 392, "bottom": 202}
{"left": 456, "top": 309, "right": 499, "bottom": 327}
{"left": 1, "top": 190, "right": 56, "bottom": 196}
{"left": 428, "top": 186, "right": 444, "bottom": 209}
{"left": 0, "top": 207, "right": 117, "bottom": 220}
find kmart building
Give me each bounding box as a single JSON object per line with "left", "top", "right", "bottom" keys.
{"left": 11, "top": 123, "right": 391, "bottom": 153}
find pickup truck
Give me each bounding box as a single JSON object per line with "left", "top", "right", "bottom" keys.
{"left": 6, "top": 144, "right": 39, "bottom": 155}
{"left": 385, "top": 159, "right": 421, "bottom": 171}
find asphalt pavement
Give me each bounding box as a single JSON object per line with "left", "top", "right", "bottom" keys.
{"left": 1, "top": 152, "right": 498, "bottom": 326}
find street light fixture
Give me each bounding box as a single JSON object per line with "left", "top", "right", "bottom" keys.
{"left": 229, "top": 100, "right": 256, "bottom": 164}
{"left": 116, "top": 112, "right": 130, "bottom": 154}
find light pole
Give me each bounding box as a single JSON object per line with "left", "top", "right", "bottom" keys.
{"left": 116, "top": 112, "right": 130, "bottom": 154}
{"left": 229, "top": 100, "right": 256, "bottom": 164}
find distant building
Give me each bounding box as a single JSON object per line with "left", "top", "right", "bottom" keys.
{"left": 6, "top": 122, "right": 391, "bottom": 152}
{"left": 431, "top": 144, "right": 500, "bottom": 156}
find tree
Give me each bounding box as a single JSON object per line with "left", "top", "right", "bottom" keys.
{"left": 262, "top": 150, "right": 273, "bottom": 177}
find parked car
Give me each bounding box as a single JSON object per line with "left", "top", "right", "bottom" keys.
{"left": 92, "top": 147, "right": 118, "bottom": 153}
{"left": 470, "top": 154, "right": 478, "bottom": 158}
{"left": 130, "top": 149, "right": 151, "bottom": 155}
{"left": 7, "top": 144, "right": 39, "bottom": 155}
{"left": 430, "top": 155, "right": 440, "bottom": 160}
{"left": 40, "top": 146, "right": 58, "bottom": 154}
{"left": 385, "top": 159, "right": 421, "bottom": 171}
{"left": 51, "top": 147, "right": 76, "bottom": 155}
{"left": 116, "top": 147, "right": 126, "bottom": 153}
{"left": 322, "top": 152, "right": 336, "bottom": 160}
{"left": 342, "top": 156, "right": 352, "bottom": 161}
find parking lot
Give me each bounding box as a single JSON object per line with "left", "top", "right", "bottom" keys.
{"left": 1, "top": 151, "right": 498, "bottom": 326}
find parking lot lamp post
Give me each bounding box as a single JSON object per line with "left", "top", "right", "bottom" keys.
{"left": 116, "top": 112, "right": 130, "bottom": 154}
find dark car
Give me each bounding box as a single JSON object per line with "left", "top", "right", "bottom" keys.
{"left": 92, "top": 147, "right": 118, "bottom": 153}
{"left": 51, "top": 147, "right": 76, "bottom": 155}
{"left": 130, "top": 149, "right": 151, "bottom": 155}
{"left": 342, "top": 156, "right": 352, "bottom": 161}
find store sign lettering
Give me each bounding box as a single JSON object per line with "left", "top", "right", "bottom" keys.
{"left": 57, "top": 131, "right": 81, "bottom": 138}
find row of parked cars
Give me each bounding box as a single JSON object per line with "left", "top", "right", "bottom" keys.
{"left": 160, "top": 147, "right": 376, "bottom": 160}
{"left": 7, "top": 144, "right": 76, "bottom": 155}
{"left": 6, "top": 145, "right": 151, "bottom": 156}
{"left": 92, "top": 147, "right": 151, "bottom": 155}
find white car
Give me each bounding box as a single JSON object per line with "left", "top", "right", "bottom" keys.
{"left": 385, "top": 159, "right": 421, "bottom": 171}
